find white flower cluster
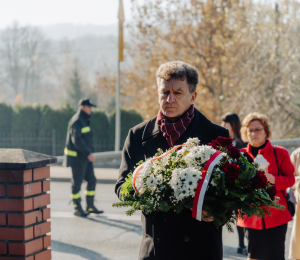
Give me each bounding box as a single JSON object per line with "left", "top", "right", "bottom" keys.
{"left": 170, "top": 167, "right": 202, "bottom": 201}
{"left": 184, "top": 145, "right": 216, "bottom": 167}
{"left": 135, "top": 161, "right": 153, "bottom": 194}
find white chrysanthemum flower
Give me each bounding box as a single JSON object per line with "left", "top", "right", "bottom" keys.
{"left": 138, "top": 161, "right": 153, "bottom": 180}
{"left": 184, "top": 178, "right": 198, "bottom": 189}
{"left": 135, "top": 161, "right": 154, "bottom": 192}
{"left": 170, "top": 178, "right": 182, "bottom": 191}
{"left": 146, "top": 174, "right": 157, "bottom": 188}
{"left": 135, "top": 175, "right": 145, "bottom": 191}
{"left": 184, "top": 145, "right": 216, "bottom": 166}
{"left": 170, "top": 167, "right": 202, "bottom": 201}
{"left": 198, "top": 146, "right": 217, "bottom": 162}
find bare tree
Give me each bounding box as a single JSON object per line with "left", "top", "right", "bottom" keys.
{"left": 0, "top": 22, "right": 49, "bottom": 103}
{"left": 119, "top": 0, "right": 251, "bottom": 120}
{"left": 106, "top": 0, "right": 300, "bottom": 137}
{"left": 226, "top": 1, "right": 300, "bottom": 138}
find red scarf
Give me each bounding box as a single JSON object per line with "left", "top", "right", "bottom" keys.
{"left": 156, "top": 105, "right": 195, "bottom": 147}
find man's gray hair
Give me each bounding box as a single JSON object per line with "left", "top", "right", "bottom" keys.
{"left": 156, "top": 61, "right": 199, "bottom": 92}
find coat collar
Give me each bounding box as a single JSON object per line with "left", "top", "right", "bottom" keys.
{"left": 79, "top": 109, "right": 91, "bottom": 124}
{"left": 247, "top": 139, "right": 273, "bottom": 158}
{"left": 141, "top": 108, "right": 212, "bottom": 156}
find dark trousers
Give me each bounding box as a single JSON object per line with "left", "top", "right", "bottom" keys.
{"left": 237, "top": 225, "right": 245, "bottom": 248}
{"left": 71, "top": 161, "right": 96, "bottom": 195}
{"left": 246, "top": 221, "right": 288, "bottom": 260}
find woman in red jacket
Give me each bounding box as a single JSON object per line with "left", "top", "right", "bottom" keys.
{"left": 237, "top": 112, "right": 295, "bottom": 260}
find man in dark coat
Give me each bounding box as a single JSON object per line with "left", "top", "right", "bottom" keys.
{"left": 115, "top": 61, "right": 229, "bottom": 260}
{"left": 63, "top": 98, "right": 103, "bottom": 217}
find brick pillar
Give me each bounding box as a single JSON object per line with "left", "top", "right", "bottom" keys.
{"left": 0, "top": 149, "right": 57, "bottom": 260}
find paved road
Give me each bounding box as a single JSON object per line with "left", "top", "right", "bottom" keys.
{"left": 50, "top": 181, "right": 294, "bottom": 260}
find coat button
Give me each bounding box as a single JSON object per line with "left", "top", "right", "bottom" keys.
{"left": 184, "top": 236, "right": 190, "bottom": 242}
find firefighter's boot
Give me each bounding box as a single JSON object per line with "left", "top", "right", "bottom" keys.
{"left": 86, "top": 196, "right": 104, "bottom": 214}
{"left": 73, "top": 198, "right": 89, "bottom": 217}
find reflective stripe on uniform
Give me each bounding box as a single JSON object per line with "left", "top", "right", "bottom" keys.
{"left": 81, "top": 126, "right": 91, "bottom": 133}
{"left": 72, "top": 192, "right": 81, "bottom": 199}
{"left": 85, "top": 190, "right": 95, "bottom": 196}
{"left": 64, "top": 148, "right": 77, "bottom": 157}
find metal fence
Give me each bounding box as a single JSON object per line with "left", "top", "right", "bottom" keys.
{"left": 272, "top": 138, "right": 300, "bottom": 154}
{"left": 1, "top": 130, "right": 300, "bottom": 157}
{"left": 0, "top": 130, "right": 115, "bottom": 156}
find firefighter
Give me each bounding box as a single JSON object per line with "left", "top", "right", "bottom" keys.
{"left": 63, "top": 98, "right": 103, "bottom": 217}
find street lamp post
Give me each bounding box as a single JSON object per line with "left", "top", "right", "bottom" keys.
{"left": 115, "top": 0, "right": 124, "bottom": 152}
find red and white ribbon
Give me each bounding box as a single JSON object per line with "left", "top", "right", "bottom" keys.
{"left": 192, "top": 151, "right": 224, "bottom": 221}
{"left": 132, "top": 144, "right": 184, "bottom": 193}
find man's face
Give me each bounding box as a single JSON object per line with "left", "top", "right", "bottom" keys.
{"left": 157, "top": 78, "right": 197, "bottom": 122}
{"left": 80, "top": 105, "right": 92, "bottom": 115}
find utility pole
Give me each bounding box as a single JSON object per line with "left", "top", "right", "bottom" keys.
{"left": 115, "top": 0, "right": 124, "bottom": 151}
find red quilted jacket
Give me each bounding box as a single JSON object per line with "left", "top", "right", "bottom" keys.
{"left": 237, "top": 140, "right": 295, "bottom": 230}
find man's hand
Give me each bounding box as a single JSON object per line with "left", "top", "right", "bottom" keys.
{"left": 189, "top": 208, "right": 214, "bottom": 222}
{"left": 266, "top": 173, "right": 276, "bottom": 184}
{"left": 201, "top": 210, "right": 214, "bottom": 222}
{"left": 88, "top": 153, "right": 96, "bottom": 162}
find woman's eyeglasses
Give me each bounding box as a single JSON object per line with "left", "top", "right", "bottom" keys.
{"left": 247, "top": 128, "right": 264, "bottom": 134}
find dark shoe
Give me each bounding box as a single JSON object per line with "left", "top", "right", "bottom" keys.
{"left": 237, "top": 246, "right": 247, "bottom": 255}
{"left": 73, "top": 198, "right": 89, "bottom": 217}
{"left": 86, "top": 195, "right": 104, "bottom": 214}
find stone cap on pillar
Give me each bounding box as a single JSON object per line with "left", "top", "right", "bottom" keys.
{"left": 0, "top": 149, "right": 57, "bottom": 170}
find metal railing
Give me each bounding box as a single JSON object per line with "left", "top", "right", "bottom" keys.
{"left": 55, "top": 138, "right": 300, "bottom": 166}
{"left": 0, "top": 130, "right": 115, "bottom": 156}
{"left": 1, "top": 131, "right": 300, "bottom": 166}
{"left": 55, "top": 150, "right": 122, "bottom": 164}
{"left": 271, "top": 138, "right": 300, "bottom": 154}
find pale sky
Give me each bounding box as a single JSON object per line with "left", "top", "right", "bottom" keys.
{"left": 0, "top": 0, "right": 132, "bottom": 28}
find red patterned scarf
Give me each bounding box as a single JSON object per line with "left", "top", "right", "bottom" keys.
{"left": 156, "top": 105, "right": 195, "bottom": 147}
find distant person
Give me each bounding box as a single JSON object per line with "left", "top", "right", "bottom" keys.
{"left": 63, "top": 98, "right": 103, "bottom": 217}
{"left": 221, "top": 112, "right": 247, "bottom": 255}
{"left": 221, "top": 112, "right": 246, "bottom": 149}
{"left": 289, "top": 148, "right": 300, "bottom": 260}
{"left": 237, "top": 112, "right": 295, "bottom": 260}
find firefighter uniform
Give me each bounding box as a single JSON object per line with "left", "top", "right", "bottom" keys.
{"left": 63, "top": 99, "right": 103, "bottom": 216}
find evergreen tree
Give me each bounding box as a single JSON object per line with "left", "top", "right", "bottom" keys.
{"left": 66, "top": 62, "right": 84, "bottom": 109}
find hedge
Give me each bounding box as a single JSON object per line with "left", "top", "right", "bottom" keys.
{"left": 0, "top": 103, "right": 13, "bottom": 134}
{"left": 109, "top": 109, "right": 144, "bottom": 150}
{"left": 12, "top": 105, "right": 42, "bottom": 136}
{"left": 39, "top": 104, "right": 75, "bottom": 138}
{"left": 0, "top": 103, "right": 144, "bottom": 155}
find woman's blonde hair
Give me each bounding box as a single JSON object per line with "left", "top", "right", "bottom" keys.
{"left": 241, "top": 112, "right": 272, "bottom": 142}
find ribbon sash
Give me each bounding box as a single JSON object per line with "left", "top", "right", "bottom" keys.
{"left": 192, "top": 151, "right": 223, "bottom": 221}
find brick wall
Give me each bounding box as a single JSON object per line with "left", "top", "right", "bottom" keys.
{"left": 0, "top": 166, "right": 51, "bottom": 260}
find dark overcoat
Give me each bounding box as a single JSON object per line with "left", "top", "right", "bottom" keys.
{"left": 115, "top": 108, "right": 229, "bottom": 260}
{"left": 63, "top": 109, "right": 93, "bottom": 167}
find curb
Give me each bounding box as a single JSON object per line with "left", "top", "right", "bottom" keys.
{"left": 50, "top": 177, "right": 116, "bottom": 184}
